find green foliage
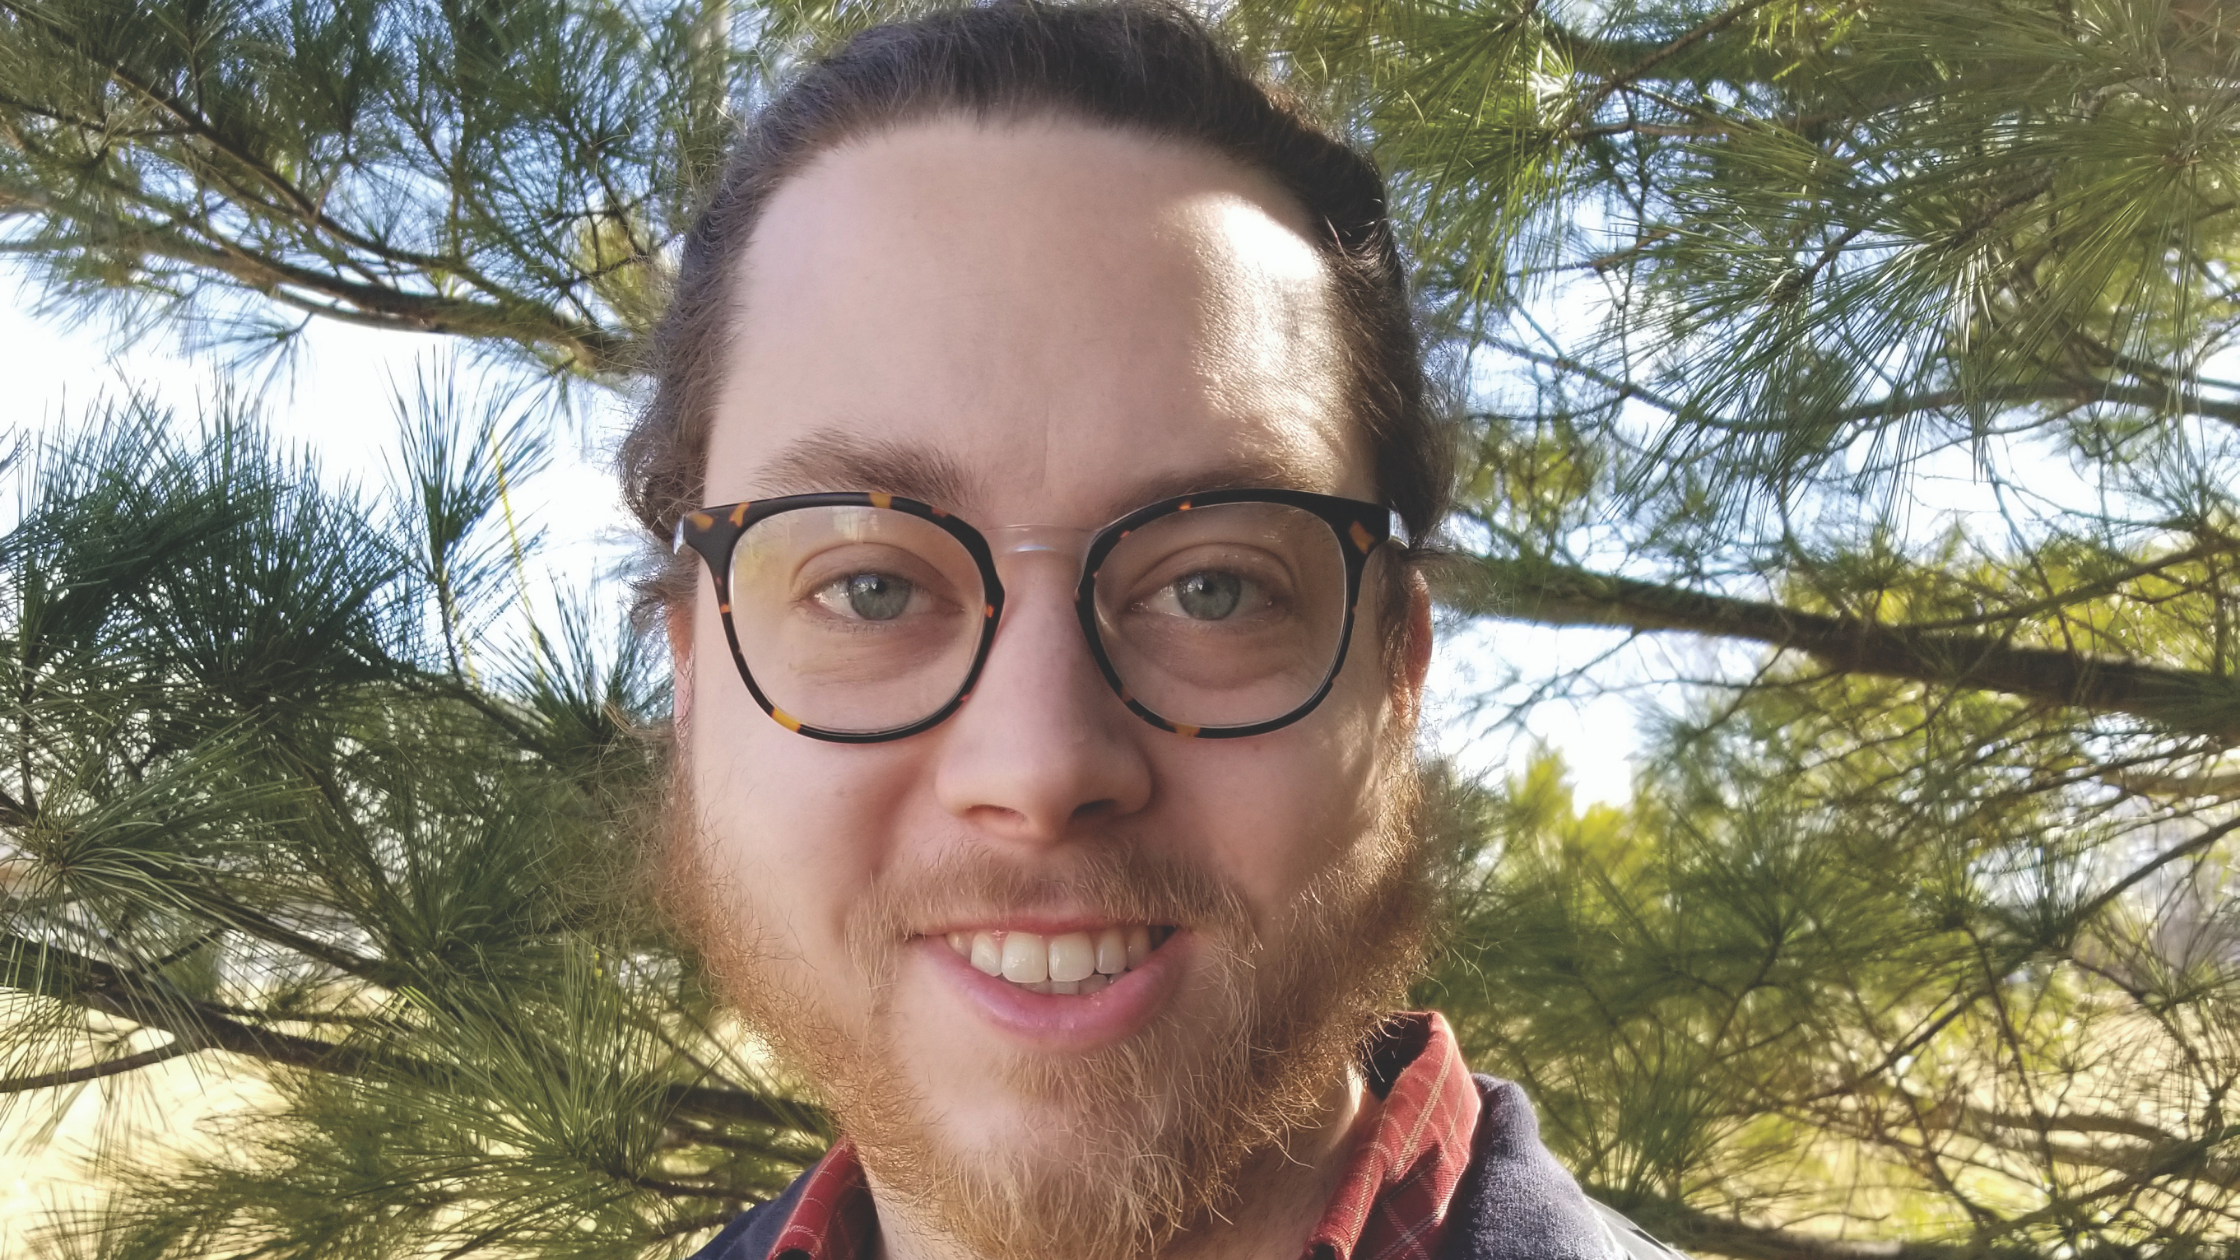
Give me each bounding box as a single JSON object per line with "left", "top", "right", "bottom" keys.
{"left": 0, "top": 0, "right": 750, "bottom": 379}
{"left": 1420, "top": 683, "right": 2240, "bottom": 1254}
{"left": 7, "top": 0, "right": 2240, "bottom": 1256}
{"left": 0, "top": 405, "right": 822, "bottom": 1259}
{"left": 1236, "top": 0, "right": 2240, "bottom": 596}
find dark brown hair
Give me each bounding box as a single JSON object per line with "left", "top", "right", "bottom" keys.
{"left": 619, "top": 0, "right": 1450, "bottom": 611}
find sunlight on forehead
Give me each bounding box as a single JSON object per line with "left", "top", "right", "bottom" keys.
{"left": 1163, "top": 189, "right": 1356, "bottom": 494}
{"left": 1167, "top": 191, "right": 1342, "bottom": 380}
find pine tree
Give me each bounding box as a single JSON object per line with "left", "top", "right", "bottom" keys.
{"left": 0, "top": 0, "right": 752, "bottom": 378}
{"left": 6, "top": 0, "right": 2240, "bottom": 1256}
{"left": 2, "top": 397, "right": 825, "bottom": 1256}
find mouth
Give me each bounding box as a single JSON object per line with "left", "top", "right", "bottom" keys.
{"left": 938, "top": 924, "right": 1179, "bottom": 996}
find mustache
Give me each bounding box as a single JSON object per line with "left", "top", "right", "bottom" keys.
{"left": 844, "top": 843, "right": 1256, "bottom": 980}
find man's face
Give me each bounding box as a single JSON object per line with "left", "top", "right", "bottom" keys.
{"left": 670, "top": 118, "right": 1430, "bottom": 1256}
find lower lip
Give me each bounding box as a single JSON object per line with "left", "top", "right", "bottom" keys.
{"left": 912, "top": 932, "right": 1190, "bottom": 1051}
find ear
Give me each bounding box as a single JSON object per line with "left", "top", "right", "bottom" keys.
{"left": 1397, "top": 569, "right": 1433, "bottom": 695}
{"left": 665, "top": 597, "right": 695, "bottom": 736}
{"left": 1400, "top": 569, "right": 1433, "bottom": 721}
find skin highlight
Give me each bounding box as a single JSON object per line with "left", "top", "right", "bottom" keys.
{"left": 662, "top": 117, "right": 1437, "bottom": 1260}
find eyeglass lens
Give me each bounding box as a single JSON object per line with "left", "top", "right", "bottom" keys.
{"left": 725, "top": 501, "right": 1352, "bottom": 736}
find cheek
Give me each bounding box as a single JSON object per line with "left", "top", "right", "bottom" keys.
{"left": 681, "top": 633, "right": 918, "bottom": 1017}
{"left": 1155, "top": 703, "right": 1388, "bottom": 928}
{"left": 1144, "top": 582, "right": 1400, "bottom": 919}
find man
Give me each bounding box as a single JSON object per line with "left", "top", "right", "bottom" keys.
{"left": 620, "top": 4, "right": 1680, "bottom": 1258}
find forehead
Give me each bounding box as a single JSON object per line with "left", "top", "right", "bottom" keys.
{"left": 704, "top": 117, "right": 1368, "bottom": 523}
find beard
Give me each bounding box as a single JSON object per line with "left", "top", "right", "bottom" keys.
{"left": 659, "top": 739, "right": 1435, "bottom": 1260}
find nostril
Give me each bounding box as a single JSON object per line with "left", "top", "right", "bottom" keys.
{"left": 1069, "top": 799, "right": 1119, "bottom": 823}
{"left": 965, "top": 804, "right": 1034, "bottom": 831}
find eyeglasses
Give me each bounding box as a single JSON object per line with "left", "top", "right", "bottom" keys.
{"left": 673, "top": 488, "right": 1391, "bottom": 743}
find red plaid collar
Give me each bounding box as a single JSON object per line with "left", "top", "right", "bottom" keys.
{"left": 767, "top": 1138, "right": 872, "bottom": 1260}
{"left": 765, "top": 1012, "right": 1480, "bottom": 1260}
{"left": 1303, "top": 1011, "right": 1482, "bottom": 1260}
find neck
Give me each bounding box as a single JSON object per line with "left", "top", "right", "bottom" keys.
{"left": 1160, "top": 1067, "right": 1379, "bottom": 1260}
{"left": 872, "top": 1069, "right": 1380, "bottom": 1260}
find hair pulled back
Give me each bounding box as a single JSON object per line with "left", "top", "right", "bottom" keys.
{"left": 619, "top": 1, "right": 1449, "bottom": 606}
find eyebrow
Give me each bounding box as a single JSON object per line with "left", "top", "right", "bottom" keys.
{"left": 744, "top": 431, "right": 1338, "bottom": 520}
{"left": 748, "top": 432, "right": 981, "bottom": 507}
{"left": 1111, "top": 462, "right": 1333, "bottom": 515}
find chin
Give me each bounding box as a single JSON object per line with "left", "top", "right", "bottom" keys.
{"left": 866, "top": 1054, "right": 1223, "bottom": 1260}
{"left": 918, "top": 1080, "right": 1160, "bottom": 1185}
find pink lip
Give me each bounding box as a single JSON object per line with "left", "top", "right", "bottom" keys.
{"left": 926, "top": 916, "right": 1162, "bottom": 937}
{"left": 911, "top": 931, "right": 1189, "bottom": 1052}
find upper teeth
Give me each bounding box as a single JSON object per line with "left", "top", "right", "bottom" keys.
{"left": 944, "top": 926, "right": 1157, "bottom": 995}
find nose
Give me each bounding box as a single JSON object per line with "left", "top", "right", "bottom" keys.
{"left": 931, "top": 561, "right": 1153, "bottom": 844}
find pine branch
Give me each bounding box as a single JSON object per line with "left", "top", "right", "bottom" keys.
{"left": 182, "top": 888, "right": 391, "bottom": 986}
{"left": 1491, "top": 335, "right": 2240, "bottom": 433}
{"left": 1857, "top": 1094, "right": 2240, "bottom": 1190}
{"left": 0, "top": 1038, "right": 194, "bottom": 1092}
{"left": 1972, "top": 1124, "right": 2240, "bottom": 1246}
{"left": 7, "top": 930, "right": 388, "bottom": 1074}
{"left": 2068, "top": 814, "right": 2240, "bottom": 925}
{"left": 0, "top": 24, "right": 634, "bottom": 373}
{"left": 1599, "top": 1191, "right": 2000, "bottom": 1259}
{"left": 24, "top": 210, "right": 625, "bottom": 371}
{"left": 664, "top": 1081, "right": 827, "bottom": 1133}
{"left": 1445, "top": 555, "right": 2240, "bottom": 742}
{"left": 0, "top": 14, "right": 474, "bottom": 278}
{"left": 1480, "top": 338, "right": 1692, "bottom": 416}
{"left": 1541, "top": 16, "right": 1797, "bottom": 87}
{"left": 1831, "top": 381, "right": 2240, "bottom": 432}
{"left": 1, "top": 929, "right": 815, "bottom": 1131}
{"left": 1569, "top": 0, "right": 1789, "bottom": 120}
{"left": 2103, "top": 768, "right": 2240, "bottom": 799}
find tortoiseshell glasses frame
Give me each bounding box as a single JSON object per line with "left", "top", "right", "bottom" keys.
{"left": 673, "top": 487, "right": 1392, "bottom": 743}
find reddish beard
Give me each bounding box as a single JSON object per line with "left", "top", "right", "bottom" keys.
{"left": 659, "top": 756, "right": 1434, "bottom": 1260}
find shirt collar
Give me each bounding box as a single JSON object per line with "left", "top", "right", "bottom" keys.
{"left": 765, "top": 1011, "right": 1481, "bottom": 1260}
{"left": 768, "top": 1138, "right": 873, "bottom": 1260}
{"left": 1304, "top": 1011, "right": 1483, "bottom": 1260}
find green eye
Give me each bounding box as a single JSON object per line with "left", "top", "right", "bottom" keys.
{"left": 1171, "top": 572, "right": 1243, "bottom": 620}
{"left": 821, "top": 573, "right": 914, "bottom": 621}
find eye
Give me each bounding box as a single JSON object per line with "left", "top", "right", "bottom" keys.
{"left": 1148, "top": 570, "right": 1261, "bottom": 621}
{"left": 1174, "top": 571, "right": 1242, "bottom": 620}
{"left": 813, "top": 572, "right": 917, "bottom": 621}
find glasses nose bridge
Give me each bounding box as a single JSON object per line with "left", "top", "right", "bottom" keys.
{"left": 981, "top": 522, "right": 1097, "bottom": 596}
{"left": 983, "top": 522, "right": 1095, "bottom": 562}
{"left": 967, "top": 523, "right": 1114, "bottom": 714}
